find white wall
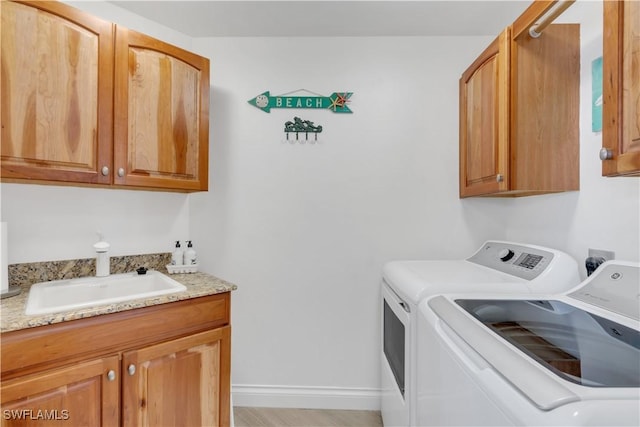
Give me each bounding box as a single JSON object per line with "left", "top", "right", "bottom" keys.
{"left": 0, "top": 184, "right": 190, "bottom": 263}
{"left": 189, "top": 35, "right": 507, "bottom": 408}
{"left": 0, "top": 1, "right": 194, "bottom": 263}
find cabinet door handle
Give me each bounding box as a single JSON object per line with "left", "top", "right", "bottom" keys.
{"left": 599, "top": 148, "right": 613, "bottom": 160}
{"left": 496, "top": 174, "right": 504, "bottom": 183}
{"left": 107, "top": 370, "right": 116, "bottom": 381}
{"left": 128, "top": 364, "right": 136, "bottom": 376}
{"left": 101, "top": 166, "right": 109, "bottom": 176}
{"left": 118, "top": 168, "right": 125, "bottom": 177}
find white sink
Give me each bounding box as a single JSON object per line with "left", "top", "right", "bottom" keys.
{"left": 25, "top": 271, "right": 187, "bottom": 315}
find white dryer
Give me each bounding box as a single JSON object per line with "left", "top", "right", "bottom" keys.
{"left": 381, "top": 241, "right": 580, "bottom": 427}
{"left": 417, "top": 261, "right": 640, "bottom": 426}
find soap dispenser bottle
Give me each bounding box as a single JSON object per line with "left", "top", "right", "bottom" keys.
{"left": 94, "top": 232, "right": 110, "bottom": 277}
{"left": 184, "top": 241, "right": 197, "bottom": 265}
{"left": 171, "top": 241, "right": 183, "bottom": 265}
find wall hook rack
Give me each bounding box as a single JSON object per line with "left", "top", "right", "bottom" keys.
{"left": 284, "top": 117, "right": 323, "bottom": 142}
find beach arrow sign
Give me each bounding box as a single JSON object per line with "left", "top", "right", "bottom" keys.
{"left": 248, "top": 91, "right": 352, "bottom": 113}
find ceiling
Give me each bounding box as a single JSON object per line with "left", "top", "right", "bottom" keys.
{"left": 109, "top": 1, "right": 531, "bottom": 37}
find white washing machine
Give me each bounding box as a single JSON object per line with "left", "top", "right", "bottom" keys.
{"left": 381, "top": 241, "right": 580, "bottom": 427}
{"left": 417, "top": 261, "right": 640, "bottom": 426}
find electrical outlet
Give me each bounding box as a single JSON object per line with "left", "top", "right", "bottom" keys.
{"left": 588, "top": 248, "right": 615, "bottom": 261}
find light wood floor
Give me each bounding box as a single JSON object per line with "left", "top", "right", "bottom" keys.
{"left": 233, "top": 407, "right": 383, "bottom": 427}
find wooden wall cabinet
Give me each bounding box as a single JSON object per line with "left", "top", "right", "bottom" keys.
{"left": 602, "top": 0, "right": 640, "bottom": 176}
{"left": 459, "top": 29, "right": 510, "bottom": 197}
{"left": 1, "top": 0, "right": 114, "bottom": 185}
{"left": 1, "top": 0, "right": 210, "bottom": 192}
{"left": 1, "top": 293, "right": 231, "bottom": 427}
{"left": 114, "top": 27, "right": 209, "bottom": 191}
{"left": 459, "top": 2, "right": 580, "bottom": 197}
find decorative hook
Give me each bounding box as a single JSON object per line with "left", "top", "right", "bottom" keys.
{"left": 284, "top": 117, "right": 323, "bottom": 143}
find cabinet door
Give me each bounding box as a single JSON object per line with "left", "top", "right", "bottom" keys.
{"left": 0, "top": 356, "right": 119, "bottom": 426}
{"left": 603, "top": 0, "right": 640, "bottom": 176}
{"left": 459, "top": 29, "right": 510, "bottom": 197}
{"left": 114, "top": 27, "right": 210, "bottom": 191}
{"left": 1, "top": 0, "right": 114, "bottom": 184}
{"left": 122, "top": 326, "right": 231, "bottom": 427}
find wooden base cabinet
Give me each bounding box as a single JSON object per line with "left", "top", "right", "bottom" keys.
{"left": 1, "top": 356, "right": 120, "bottom": 426}
{"left": 602, "top": 0, "right": 640, "bottom": 176}
{"left": 459, "top": 2, "right": 580, "bottom": 197}
{"left": 123, "top": 328, "right": 231, "bottom": 427}
{"left": 1, "top": 293, "right": 231, "bottom": 427}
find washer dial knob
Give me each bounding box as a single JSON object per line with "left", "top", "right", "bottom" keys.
{"left": 498, "top": 249, "right": 515, "bottom": 262}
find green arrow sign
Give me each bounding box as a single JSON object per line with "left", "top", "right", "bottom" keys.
{"left": 248, "top": 91, "right": 353, "bottom": 113}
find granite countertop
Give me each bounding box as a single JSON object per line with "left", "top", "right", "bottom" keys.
{"left": 1, "top": 254, "right": 237, "bottom": 333}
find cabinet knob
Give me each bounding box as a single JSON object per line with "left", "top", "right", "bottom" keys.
{"left": 101, "top": 166, "right": 109, "bottom": 176}
{"left": 128, "top": 364, "right": 136, "bottom": 376}
{"left": 599, "top": 148, "right": 613, "bottom": 161}
{"left": 118, "top": 168, "right": 125, "bottom": 177}
{"left": 496, "top": 174, "right": 504, "bottom": 183}
{"left": 107, "top": 370, "right": 116, "bottom": 381}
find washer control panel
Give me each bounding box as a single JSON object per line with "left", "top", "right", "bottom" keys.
{"left": 467, "top": 242, "right": 554, "bottom": 281}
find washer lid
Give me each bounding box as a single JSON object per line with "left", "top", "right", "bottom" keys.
{"left": 428, "top": 296, "right": 580, "bottom": 411}
{"left": 383, "top": 260, "right": 522, "bottom": 304}
{"left": 382, "top": 241, "right": 580, "bottom": 305}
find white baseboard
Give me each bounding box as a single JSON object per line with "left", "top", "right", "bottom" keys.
{"left": 232, "top": 384, "right": 381, "bottom": 411}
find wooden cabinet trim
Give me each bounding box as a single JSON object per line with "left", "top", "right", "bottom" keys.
{"left": 1, "top": 293, "right": 230, "bottom": 380}
{"left": 124, "top": 327, "right": 226, "bottom": 365}
{"left": 602, "top": 0, "right": 621, "bottom": 177}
